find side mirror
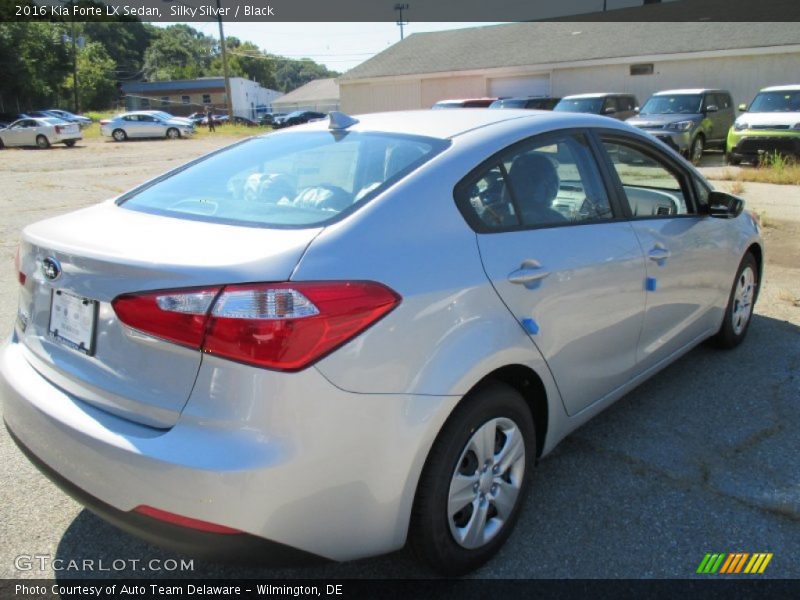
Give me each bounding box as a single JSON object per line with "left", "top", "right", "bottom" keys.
{"left": 737, "top": 103, "right": 748, "bottom": 112}
{"left": 603, "top": 106, "right": 617, "bottom": 115}
{"left": 705, "top": 104, "right": 719, "bottom": 113}
{"left": 708, "top": 190, "right": 744, "bottom": 219}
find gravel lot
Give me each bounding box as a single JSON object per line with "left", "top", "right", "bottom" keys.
{"left": 0, "top": 137, "right": 798, "bottom": 579}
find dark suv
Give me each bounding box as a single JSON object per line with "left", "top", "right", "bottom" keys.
{"left": 554, "top": 93, "right": 639, "bottom": 120}
{"left": 627, "top": 89, "right": 735, "bottom": 164}
{"left": 489, "top": 97, "right": 561, "bottom": 110}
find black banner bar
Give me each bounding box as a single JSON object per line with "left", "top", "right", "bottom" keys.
{"left": 3, "top": 0, "right": 800, "bottom": 23}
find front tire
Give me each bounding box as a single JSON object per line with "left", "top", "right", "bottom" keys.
{"left": 711, "top": 252, "right": 759, "bottom": 349}
{"left": 689, "top": 134, "right": 704, "bottom": 165}
{"left": 409, "top": 381, "right": 535, "bottom": 575}
{"left": 166, "top": 128, "right": 180, "bottom": 139}
{"left": 36, "top": 135, "right": 50, "bottom": 149}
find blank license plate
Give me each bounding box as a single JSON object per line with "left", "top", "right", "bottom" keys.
{"left": 49, "top": 290, "right": 97, "bottom": 355}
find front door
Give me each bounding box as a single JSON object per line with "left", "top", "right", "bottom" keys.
{"left": 457, "top": 130, "right": 647, "bottom": 416}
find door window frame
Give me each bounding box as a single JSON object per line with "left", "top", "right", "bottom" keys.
{"left": 587, "top": 129, "right": 707, "bottom": 221}
{"left": 453, "top": 128, "right": 629, "bottom": 234}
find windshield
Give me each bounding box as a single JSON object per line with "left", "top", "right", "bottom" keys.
{"left": 640, "top": 94, "right": 703, "bottom": 115}
{"left": 119, "top": 131, "right": 448, "bottom": 228}
{"left": 749, "top": 91, "right": 800, "bottom": 113}
{"left": 152, "top": 111, "right": 174, "bottom": 119}
{"left": 42, "top": 118, "right": 67, "bottom": 125}
{"left": 554, "top": 98, "right": 603, "bottom": 113}
{"left": 490, "top": 99, "right": 526, "bottom": 109}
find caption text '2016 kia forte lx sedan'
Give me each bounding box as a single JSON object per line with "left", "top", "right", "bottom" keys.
{"left": 1, "top": 110, "right": 762, "bottom": 575}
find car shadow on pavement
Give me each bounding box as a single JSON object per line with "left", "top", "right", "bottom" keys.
{"left": 54, "top": 313, "right": 800, "bottom": 579}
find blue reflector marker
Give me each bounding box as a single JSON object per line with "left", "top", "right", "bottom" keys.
{"left": 522, "top": 318, "right": 539, "bottom": 335}
{"left": 646, "top": 277, "right": 657, "bottom": 292}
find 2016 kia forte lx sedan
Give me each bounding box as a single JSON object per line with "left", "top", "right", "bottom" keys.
{"left": 2, "top": 109, "right": 762, "bottom": 574}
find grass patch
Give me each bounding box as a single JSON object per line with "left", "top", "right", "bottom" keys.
{"left": 716, "top": 152, "right": 800, "bottom": 185}
{"left": 194, "top": 124, "right": 270, "bottom": 138}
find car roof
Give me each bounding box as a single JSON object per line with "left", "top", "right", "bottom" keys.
{"left": 761, "top": 84, "right": 800, "bottom": 92}
{"left": 285, "top": 109, "right": 628, "bottom": 140}
{"left": 653, "top": 89, "right": 726, "bottom": 95}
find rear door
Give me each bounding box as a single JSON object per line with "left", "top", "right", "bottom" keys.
{"left": 595, "top": 131, "right": 735, "bottom": 372}
{"left": 459, "top": 130, "right": 646, "bottom": 416}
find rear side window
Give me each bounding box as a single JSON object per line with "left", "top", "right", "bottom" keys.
{"left": 456, "top": 132, "right": 614, "bottom": 231}
{"left": 119, "top": 131, "right": 448, "bottom": 228}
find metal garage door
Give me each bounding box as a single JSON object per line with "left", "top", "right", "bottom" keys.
{"left": 489, "top": 75, "right": 550, "bottom": 98}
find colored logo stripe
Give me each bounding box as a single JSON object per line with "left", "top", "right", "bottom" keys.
{"left": 697, "top": 553, "right": 773, "bottom": 574}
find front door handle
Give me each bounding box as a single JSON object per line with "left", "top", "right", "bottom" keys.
{"left": 509, "top": 259, "right": 550, "bottom": 285}
{"left": 648, "top": 245, "right": 671, "bottom": 262}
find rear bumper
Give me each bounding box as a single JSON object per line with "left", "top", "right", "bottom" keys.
{"left": 1, "top": 336, "right": 458, "bottom": 562}
{"left": 5, "top": 422, "right": 327, "bottom": 565}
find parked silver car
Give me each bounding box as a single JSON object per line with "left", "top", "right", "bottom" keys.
{"left": 0, "top": 117, "right": 81, "bottom": 149}
{"left": 2, "top": 110, "right": 762, "bottom": 574}
{"left": 100, "top": 111, "right": 195, "bottom": 141}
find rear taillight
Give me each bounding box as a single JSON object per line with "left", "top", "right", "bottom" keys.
{"left": 14, "top": 245, "right": 25, "bottom": 286}
{"left": 55, "top": 125, "right": 63, "bottom": 134}
{"left": 112, "top": 281, "right": 400, "bottom": 371}
{"left": 100, "top": 119, "right": 110, "bottom": 125}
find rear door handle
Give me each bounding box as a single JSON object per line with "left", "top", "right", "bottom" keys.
{"left": 509, "top": 259, "right": 550, "bottom": 285}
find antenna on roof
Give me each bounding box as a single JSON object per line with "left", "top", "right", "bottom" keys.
{"left": 328, "top": 111, "right": 359, "bottom": 131}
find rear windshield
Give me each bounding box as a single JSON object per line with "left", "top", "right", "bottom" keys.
{"left": 119, "top": 131, "right": 448, "bottom": 228}
{"left": 554, "top": 98, "right": 603, "bottom": 113}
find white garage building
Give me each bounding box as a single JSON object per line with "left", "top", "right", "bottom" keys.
{"left": 339, "top": 22, "right": 800, "bottom": 114}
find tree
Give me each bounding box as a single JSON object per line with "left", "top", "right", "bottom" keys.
{"left": 0, "top": 22, "right": 71, "bottom": 111}
{"left": 82, "top": 21, "right": 154, "bottom": 81}
{"left": 62, "top": 41, "right": 117, "bottom": 110}
{"left": 271, "top": 57, "right": 340, "bottom": 93}
{"left": 209, "top": 38, "right": 276, "bottom": 89}
{"left": 142, "top": 24, "right": 215, "bottom": 81}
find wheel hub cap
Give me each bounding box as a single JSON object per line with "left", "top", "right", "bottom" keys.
{"left": 447, "top": 417, "right": 526, "bottom": 549}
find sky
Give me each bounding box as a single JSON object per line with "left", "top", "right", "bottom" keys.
{"left": 155, "top": 22, "right": 505, "bottom": 73}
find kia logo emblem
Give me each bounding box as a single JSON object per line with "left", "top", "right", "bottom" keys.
{"left": 42, "top": 256, "right": 61, "bottom": 281}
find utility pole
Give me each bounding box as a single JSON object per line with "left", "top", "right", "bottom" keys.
{"left": 216, "top": 0, "right": 234, "bottom": 119}
{"left": 70, "top": 18, "right": 79, "bottom": 112}
{"left": 394, "top": 4, "right": 409, "bottom": 40}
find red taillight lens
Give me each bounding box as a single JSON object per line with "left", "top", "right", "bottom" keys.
{"left": 134, "top": 505, "right": 241, "bottom": 534}
{"left": 112, "top": 287, "right": 221, "bottom": 348}
{"left": 112, "top": 281, "right": 400, "bottom": 371}
{"left": 100, "top": 119, "right": 110, "bottom": 125}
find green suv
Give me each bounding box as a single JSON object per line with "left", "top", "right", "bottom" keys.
{"left": 727, "top": 85, "right": 800, "bottom": 165}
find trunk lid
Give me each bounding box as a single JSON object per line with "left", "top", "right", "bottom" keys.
{"left": 17, "top": 201, "right": 320, "bottom": 428}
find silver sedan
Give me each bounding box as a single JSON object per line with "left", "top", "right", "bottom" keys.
{"left": 100, "top": 111, "right": 195, "bottom": 141}
{"left": 2, "top": 110, "right": 762, "bottom": 574}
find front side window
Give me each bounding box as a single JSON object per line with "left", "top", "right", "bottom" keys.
{"left": 119, "top": 131, "right": 447, "bottom": 228}
{"left": 601, "top": 139, "right": 692, "bottom": 216}
{"left": 457, "top": 133, "right": 614, "bottom": 231}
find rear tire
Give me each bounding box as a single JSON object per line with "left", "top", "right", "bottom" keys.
{"left": 726, "top": 153, "right": 742, "bottom": 166}
{"left": 112, "top": 129, "right": 127, "bottom": 142}
{"left": 36, "top": 135, "right": 50, "bottom": 149}
{"left": 711, "top": 252, "right": 759, "bottom": 349}
{"left": 64, "top": 140, "right": 76, "bottom": 148}
{"left": 409, "top": 381, "right": 535, "bottom": 575}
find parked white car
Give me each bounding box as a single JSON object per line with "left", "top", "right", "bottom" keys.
{"left": 0, "top": 117, "right": 81, "bottom": 149}
{"left": 100, "top": 111, "right": 195, "bottom": 141}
